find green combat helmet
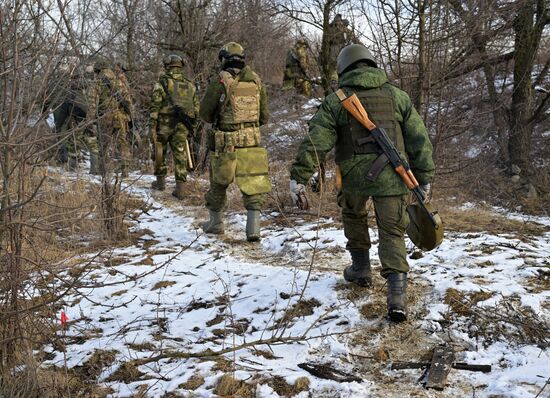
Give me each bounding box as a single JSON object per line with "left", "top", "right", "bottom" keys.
{"left": 406, "top": 202, "right": 444, "bottom": 251}
{"left": 218, "top": 42, "right": 245, "bottom": 63}
{"left": 163, "top": 54, "right": 184, "bottom": 69}
{"left": 336, "top": 43, "right": 377, "bottom": 75}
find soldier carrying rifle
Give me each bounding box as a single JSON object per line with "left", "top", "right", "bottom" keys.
{"left": 289, "top": 44, "right": 437, "bottom": 322}
{"left": 149, "top": 55, "right": 200, "bottom": 199}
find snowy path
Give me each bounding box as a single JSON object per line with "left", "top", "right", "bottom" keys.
{"left": 44, "top": 173, "right": 550, "bottom": 397}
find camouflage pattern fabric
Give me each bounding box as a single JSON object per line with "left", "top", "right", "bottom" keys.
{"left": 200, "top": 65, "right": 269, "bottom": 211}
{"left": 290, "top": 66, "right": 435, "bottom": 195}
{"left": 290, "top": 66, "right": 434, "bottom": 276}
{"left": 338, "top": 192, "right": 409, "bottom": 276}
{"left": 327, "top": 15, "right": 359, "bottom": 84}
{"left": 89, "top": 67, "right": 133, "bottom": 173}
{"left": 282, "top": 43, "right": 312, "bottom": 97}
{"left": 149, "top": 67, "right": 199, "bottom": 182}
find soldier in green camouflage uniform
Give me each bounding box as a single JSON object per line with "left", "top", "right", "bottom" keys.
{"left": 289, "top": 44, "right": 435, "bottom": 322}
{"left": 283, "top": 39, "right": 312, "bottom": 97}
{"left": 149, "top": 55, "right": 199, "bottom": 199}
{"left": 200, "top": 42, "right": 271, "bottom": 242}
{"left": 327, "top": 14, "right": 359, "bottom": 89}
{"left": 89, "top": 60, "right": 133, "bottom": 177}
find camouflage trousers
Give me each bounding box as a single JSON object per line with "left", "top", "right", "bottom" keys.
{"left": 338, "top": 192, "right": 409, "bottom": 277}
{"left": 205, "top": 181, "right": 263, "bottom": 212}
{"left": 97, "top": 121, "right": 131, "bottom": 174}
{"left": 153, "top": 121, "right": 189, "bottom": 182}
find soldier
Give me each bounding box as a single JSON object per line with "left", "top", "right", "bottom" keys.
{"left": 327, "top": 14, "right": 359, "bottom": 89}
{"left": 200, "top": 42, "right": 271, "bottom": 242}
{"left": 289, "top": 44, "right": 435, "bottom": 322}
{"left": 283, "top": 39, "right": 312, "bottom": 97}
{"left": 47, "top": 63, "right": 98, "bottom": 173}
{"left": 89, "top": 59, "right": 133, "bottom": 177}
{"left": 149, "top": 54, "right": 199, "bottom": 199}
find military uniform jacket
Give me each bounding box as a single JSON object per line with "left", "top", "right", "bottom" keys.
{"left": 149, "top": 68, "right": 199, "bottom": 133}
{"left": 89, "top": 68, "right": 132, "bottom": 128}
{"left": 200, "top": 65, "right": 269, "bottom": 132}
{"left": 290, "top": 66, "right": 435, "bottom": 196}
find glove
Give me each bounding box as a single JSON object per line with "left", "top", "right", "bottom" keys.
{"left": 289, "top": 180, "right": 306, "bottom": 207}
{"left": 419, "top": 183, "right": 431, "bottom": 202}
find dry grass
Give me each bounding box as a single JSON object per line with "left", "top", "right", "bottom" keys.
{"left": 443, "top": 288, "right": 495, "bottom": 316}
{"left": 179, "top": 373, "right": 205, "bottom": 390}
{"left": 151, "top": 280, "right": 177, "bottom": 290}
{"left": 213, "top": 374, "right": 253, "bottom": 397}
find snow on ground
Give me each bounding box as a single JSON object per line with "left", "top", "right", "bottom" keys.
{"left": 44, "top": 172, "right": 550, "bottom": 397}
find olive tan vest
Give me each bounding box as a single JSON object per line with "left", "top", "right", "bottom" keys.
{"left": 218, "top": 70, "right": 261, "bottom": 126}
{"left": 158, "top": 74, "right": 196, "bottom": 119}
{"left": 335, "top": 85, "right": 404, "bottom": 164}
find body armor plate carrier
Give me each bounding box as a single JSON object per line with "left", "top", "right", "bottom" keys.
{"left": 335, "top": 85, "right": 405, "bottom": 181}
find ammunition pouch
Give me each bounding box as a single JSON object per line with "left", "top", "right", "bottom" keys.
{"left": 209, "top": 147, "right": 271, "bottom": 195}
{"left": 235, "top": 147, "right": 272, "bottom": 195}
{"left": 213, "top": 127, "right": 261, "bottom": 153}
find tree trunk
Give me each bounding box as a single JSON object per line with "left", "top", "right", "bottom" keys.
{"left": 508, "top": 1, "right": 544, "bottom": 174}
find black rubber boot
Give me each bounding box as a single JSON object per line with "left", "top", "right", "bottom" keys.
{"left": 387, "top": 273, "right": 407, "bottom": 322}
{"left": 246, "top": 210, "right": 261, "bottom": 242}
{"left": 343, "top": 250, "right": 372, "bottom": 287}
{"left": 202, "top": 210, "right": 224, "bottom": 234}
{"left": 151, "top": 176, "right": 166, "bottom": 191}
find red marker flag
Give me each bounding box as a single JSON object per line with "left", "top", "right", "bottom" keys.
{"left": 60, "top": 311, "right": 69, "bottom": 327}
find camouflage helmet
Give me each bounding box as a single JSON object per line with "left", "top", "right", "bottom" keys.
{"left": 336, "top": 44, "right": 377, "bottom": 75}
{"left": 218, "top": 42, "right": 245, "bottom": 62}
{"left": 406, "top": 202, "right": 444, "bottom": 251}
{"left": 163, "top": 54, "right": 184, "bottom": 68}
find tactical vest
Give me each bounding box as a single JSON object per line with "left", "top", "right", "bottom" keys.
{"left": 218, "top": 71, "right": 261, "bottom": 126}
{"left": 335, "top": 85, "right": 404, "bottom": 166}
{"left": 159, "top": 75, "right": 196, "bottom": 119}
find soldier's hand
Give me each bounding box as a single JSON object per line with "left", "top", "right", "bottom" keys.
{"left": 290, "top": 179, "right": 308, "bottom": 209}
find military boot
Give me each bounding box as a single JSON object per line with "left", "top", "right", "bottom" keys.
{"left": 89, "top": 153, "right": 99, "bottom": 175}
{"left": 172, "top": 181, "right": 186, "bottom": 200}
{"left": 343, "top": 250, "right": 372, "bottom": 287}
{"left": 246, "top": 210, "right": 261, "bottom": 242}
{"left": 151, "top": 176, "right": 166, "bottom": 191}
{"left": 387, "top": 273, "right": 407, "bottom": 322}
{"left": 202, "top": 210, "right": 224, "bottom": 234}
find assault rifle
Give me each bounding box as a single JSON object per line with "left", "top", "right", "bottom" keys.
{"left": 335, "top": 89, "right": 438, "bottom": 227}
